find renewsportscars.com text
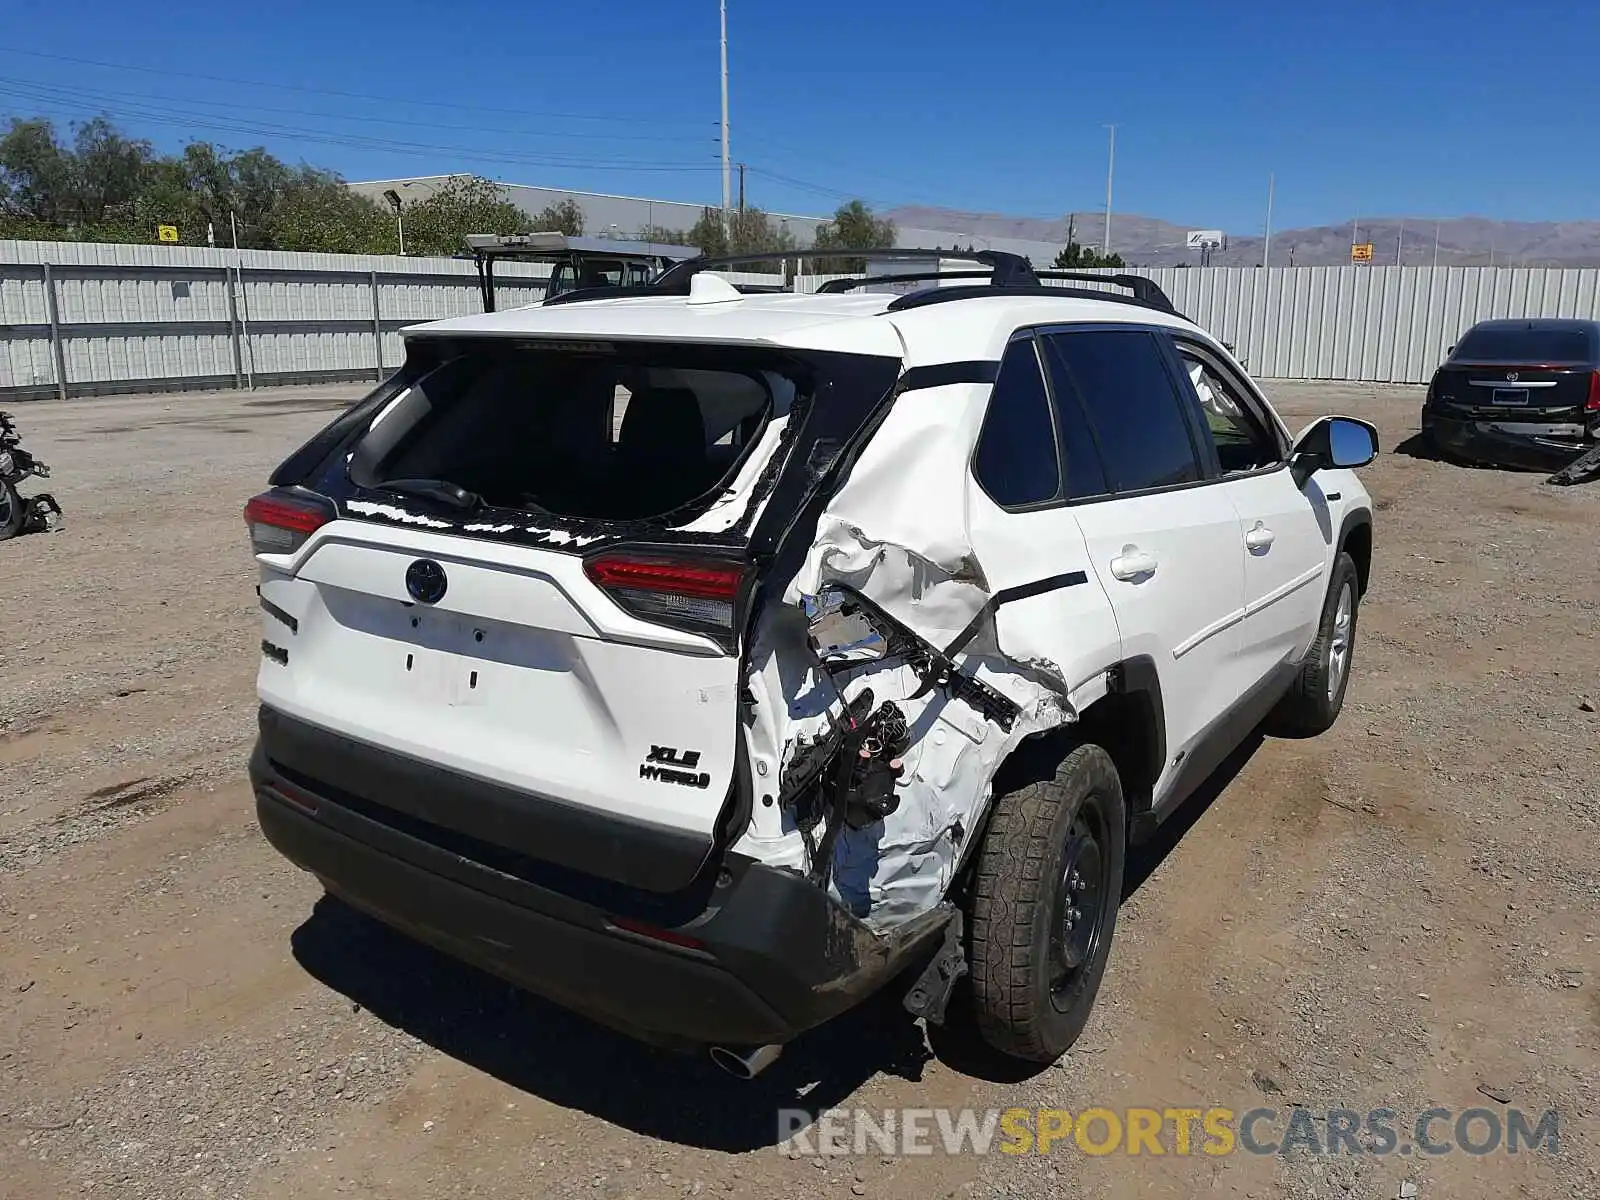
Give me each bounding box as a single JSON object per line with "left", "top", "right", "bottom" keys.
{"left": 778, "top": 1106, "right": 1560, "bottom": 1158}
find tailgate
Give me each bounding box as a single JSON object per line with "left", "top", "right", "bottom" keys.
{"left": 257, "top": 522, "right": 744, "bottom": 890}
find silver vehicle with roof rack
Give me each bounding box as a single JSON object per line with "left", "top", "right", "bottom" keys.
{"left": 466, "top": 231, "right": 703, "bottom": 311}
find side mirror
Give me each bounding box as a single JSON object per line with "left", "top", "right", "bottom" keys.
{"left": 1446, "top": 343, "right": 1456, "bottom": 356}
{"left": 804, "top": 585, "right": 888, "bottom": 667}
{"left": 1290, "top": 416, "right": 1379, "bottom": 485}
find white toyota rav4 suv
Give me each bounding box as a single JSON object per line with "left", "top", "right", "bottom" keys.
{"left": 247, "top": 250, "right": 1376, "bottom": 1077}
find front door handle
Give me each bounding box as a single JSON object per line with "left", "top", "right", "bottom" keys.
{"left": 1245, "top": 521, "right": 1275, "bottom": 552}
{"left": 1109, "top": 545, "right": 1158, "bottom": 581}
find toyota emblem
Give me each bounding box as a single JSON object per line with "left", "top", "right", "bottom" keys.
{"left": 405, "top": 559, "right": 448, "bottom": 605}
{"left": 1506, "top": 371, "right": 1519, "bottom": 382}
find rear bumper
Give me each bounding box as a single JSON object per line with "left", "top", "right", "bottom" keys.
{"left": 251, "top": 719, "right": 944, "bottom": 1048}
{"left": 1423, "top": 409, "right": 1595, "bottom": 470}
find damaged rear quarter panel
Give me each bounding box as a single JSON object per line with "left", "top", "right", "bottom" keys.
{"left": 737, "top": 379, "right": 1110, "bottom": 933}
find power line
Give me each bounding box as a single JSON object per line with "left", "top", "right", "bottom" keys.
{"left": 0, "top": 80, "right": 717, "bottom": 173}
{"left": 0, "top": 74, "right": 709, "bottom": 144}
{"left": 0, "top": 45, "right": 698, "bottom": 128}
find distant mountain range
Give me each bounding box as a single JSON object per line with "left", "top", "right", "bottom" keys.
{"left": 884, "top": 206, "right": 1600, "bottom": 268}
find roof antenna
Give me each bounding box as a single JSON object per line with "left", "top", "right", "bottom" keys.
{"left": 688, "top": 273, "right": 743, "bottom": 305}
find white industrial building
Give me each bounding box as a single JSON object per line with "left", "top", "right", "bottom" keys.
{"left": 346, "top": 176, "right": 1067, "bottom": 264}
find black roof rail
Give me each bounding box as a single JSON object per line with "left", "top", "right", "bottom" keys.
{"left": 815, "top": 270, "right": 997, "bottom": 294}
{"left": 1034, "top": 271, "right": 1177, "bottom": 314}
{"left": 542, "top": 280, "right": 791, "bottom": 307}
{"left": 653, "top": 246, "right": 1040, "bottom": 290}
{"left": 884, "top": 282, "right": 1184, "bottom": 318}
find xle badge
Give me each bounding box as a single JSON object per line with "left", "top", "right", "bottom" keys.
{"left": 639, "top": 745, "right": 710, "bottom": 790}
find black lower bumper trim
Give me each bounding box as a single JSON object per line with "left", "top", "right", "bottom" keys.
{"left": 252, "top": 740, "right": 947, "bottom": 1047}
{"left": 1424, "top": 412, "right": 1593, "bottom": 471}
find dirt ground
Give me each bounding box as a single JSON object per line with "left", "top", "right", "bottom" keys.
{"left": 1, "top": 380, "right": 1596, "bottom": 1200}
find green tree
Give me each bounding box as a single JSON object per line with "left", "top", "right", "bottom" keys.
{"left": 686, "top": 207, "right": 729, "bottom": 257}
{"left": 677, "top": 207, "right": 797, "bottom": 271}
{"left": 0, "top": 116, "right": 155, "bottom": 236}
{"left": 533, "top": 197, "right": 585, "bottom": 236}
{"left": 0, "top": 116, "right": 396, "bottom": 250}
{"left": 1052, "top": 214, "right": 1124, "bottom": 269}
{"left": 638, "top": 223, "right": 694, "bottom": 247}
{"left": 270, "top": 175, "right": 391, "bottom": 253}
{"left": 401, "top": 175, "right": 533, "bottom": 257}
{"left": 812, "top": 199, "right": 896, "bottom": 272}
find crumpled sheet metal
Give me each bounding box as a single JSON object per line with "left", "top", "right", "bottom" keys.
{"left": 737, "top": 382, "right": 1076, "bottom": 932}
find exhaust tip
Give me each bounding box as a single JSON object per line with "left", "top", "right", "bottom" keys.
{"left": 708, "top": 1043, "right": 783, "bottom": 1080}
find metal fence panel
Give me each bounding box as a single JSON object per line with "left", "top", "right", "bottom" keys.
{"left": 9, "top": 238, "right": 1600, "bottom": 397}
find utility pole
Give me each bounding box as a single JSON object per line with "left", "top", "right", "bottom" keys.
{"left": 719, "top": 0, "right": 731, "bottom": 228}
{"left": 1262, "top": 172, "right": 1275, "bottom": 268}
{"left": 1397, "top": 219, "right": 1404, "bottom": 265}
{"left": 1433, "top": 220, "right": 1441, "bottom": 268}
{"left": 230, "top": 211, "right": 255, "bottom": 391}
{"left": 1102, "top": 124, "right": 1117, "bottom": 256}
{"left": 737, "top": 162, "right": 745, "bottom": 213}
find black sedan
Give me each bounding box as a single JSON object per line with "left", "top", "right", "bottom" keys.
{"left": 1422, "top": 318, "right": 1600, "bottom": 470}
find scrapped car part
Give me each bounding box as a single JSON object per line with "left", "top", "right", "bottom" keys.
{"left": 23, "top": 493, "right": 63, "bottom": 534}
{"left": 901, "top": 906, "right": 969, "bottom": 1026}
{"left": 1547, "top": 440, "right": 1600, "bottom": 486}
{"left": 0, "top": 411, "right": 59, "bottom": 542}
{"left": 248, "top": 247, "right": 1377, "bottom": 1067}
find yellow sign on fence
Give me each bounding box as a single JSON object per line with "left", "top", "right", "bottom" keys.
{"left": 1351, "top": 242, "right": 1374, "bottom": 263}
{"left": 157, "top": 225, "right": 179, "bottom": 243}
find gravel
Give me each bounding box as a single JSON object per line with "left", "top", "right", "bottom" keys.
{"left": 1, "top": 380, "right": 1597, "bottom": 1200}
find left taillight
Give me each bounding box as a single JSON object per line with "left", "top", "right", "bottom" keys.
{"left": 244, "top": 490, "right": 333, "bottom": 556}
{"left": 583, "top": 550, "right": 747, "bottom": 648}
{"left": 1586, "top": 370, "right": 1600, "bottom": 413}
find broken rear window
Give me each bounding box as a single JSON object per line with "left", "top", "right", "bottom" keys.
{"left": 348, "top": 341, "right": 796, "bottom": 522}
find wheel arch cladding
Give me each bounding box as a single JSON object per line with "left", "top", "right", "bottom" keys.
{"left": 1339, "top": 510, "right": 1373, "bottom": 595}
{"left": 1017, "top": 656, "right": 1163, "bottom": 834}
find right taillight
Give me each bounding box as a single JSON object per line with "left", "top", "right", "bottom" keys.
{"left": 1586, "top": 371, "right": 1600, "bottom": 413}
{"left": 244, "top": 490, "right": 333, "bottom": 556}
{"left": 584, "top": 551, "right": 747, "bottom": 647}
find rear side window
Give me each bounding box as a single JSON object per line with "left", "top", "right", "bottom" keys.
{"left": 1046, "top": 330, "right": 1203, "bottom": 493}
{"left": 1454, "top": 325, "right": 1592, "bottom": 363}
{"left": 973, "top": 338, "right": 1061, "bottom": 507}
{"left": 350, "top": 344, "right": 783, "bottom": 521}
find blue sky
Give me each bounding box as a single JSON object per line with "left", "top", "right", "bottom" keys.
{"left": 1, "top": 0, "right": 1595, "bottom": 232}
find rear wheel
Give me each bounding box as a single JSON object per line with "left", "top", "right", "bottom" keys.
{"left": 964, "top": 743, "right": 1125, "bottom": 1063}
{"left": 0, "top": 480, "right": 24, "bottom": 541}
{"left": 1270, "top": 552, "right": 1360, "bottom": 736}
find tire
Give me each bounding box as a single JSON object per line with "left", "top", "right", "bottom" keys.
{"left": 964, "top": 742, "right": 1126, "bottom": 1063}
{"left": 0, "top": 479, "right": 24, "bottom": 542}
{"left": 1270, "top": 551, "right": 1360, "bottom": 737}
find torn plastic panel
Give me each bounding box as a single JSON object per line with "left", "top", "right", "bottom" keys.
{"left": 734, "top": 379, "right": 1081, "bottom": 933}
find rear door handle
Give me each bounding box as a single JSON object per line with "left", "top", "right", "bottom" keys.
{"left": 1109, "top": 545, "right": 1158, "bottom": 581}
{"left": 1245, "top": 521, "right": 1275, "bottom": 552}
